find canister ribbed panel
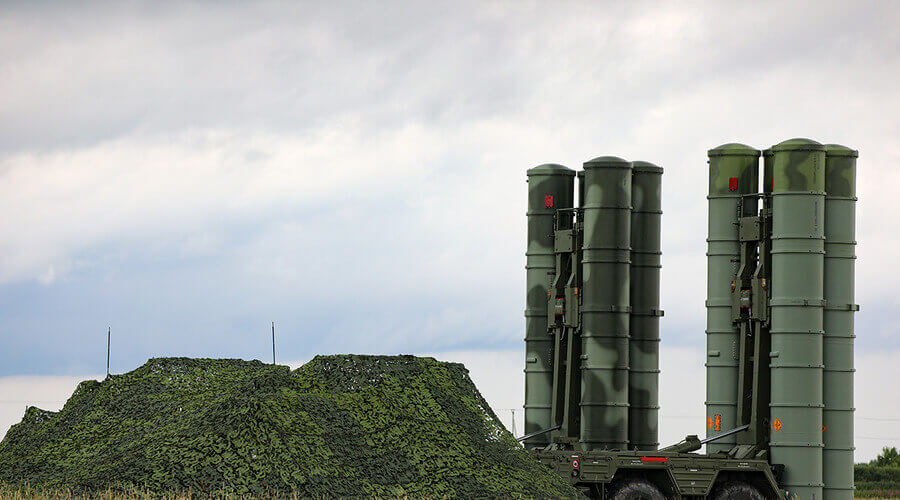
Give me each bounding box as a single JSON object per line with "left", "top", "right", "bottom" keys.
{"left": 705, "top": 144, "right": 759, "bottom": 453}
{"left": 629, "top": 161, "right": 663, "bottom": 451}
{"left": 580, "top": 156, "right": 632, "bottom": 450}
{"left": 822, "top": 144, "right": 858, "bottom": 500}
{"left": 524, "top": 164, "right": 574, "bottom": 448}
{"left": 769, "top": 139, "right": 826, "bottom": 499}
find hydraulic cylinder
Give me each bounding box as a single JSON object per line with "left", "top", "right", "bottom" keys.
{"left": 769, "top": 138, "right": 826, "bottom": 499}
{"left": 822, "top": 144, "right": 858, "bottom": 500}
{"left": 628, "top": 161, "right": 663, "bottom": 451}
{"left": 705, "top": 144, "right": 760, "bottom": 454}
{"left": 524, "top": 164, "right": 575, "bottom": 448}
{"left": 580, "top": 156, "right": 632, "bottom": 450}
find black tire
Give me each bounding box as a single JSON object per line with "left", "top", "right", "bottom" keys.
{"left": 713, "top": 481, "right": 765, "bottom": 500}
{"left": 611, "top": 478, "right": 665, "bottom": 500}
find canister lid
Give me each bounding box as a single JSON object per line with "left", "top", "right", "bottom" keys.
{"left": 707, "top": 143, "right": 760, "bottom": 157}
{"left": 771, "top": 138, "right": 825, "bottom": 152}
{"left": 527, "top": 163, "right": 576, "bottom": 176}
{"left": 584, "top": 156, "right": 630, "bottom": 168}
{"left": 824, "top": 144, "right": 859, "bottom": 158}
{"left": 632, "top": 160, "right": 663, "bottom": 174}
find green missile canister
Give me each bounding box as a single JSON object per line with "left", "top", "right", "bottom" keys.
{"left": 629, "top": 161, "right": 663, "bottom": 451}
{"left": 822, "top": 144, "right": 858, "bottom": 500}
{"left": 770, "top": 138, "right": 826, "bottom": 499}
{"left": 580, "top": 156, "right": 632, "bottom": 450}
{"left": 706, "top": 144, "right": 760, "bottom": 454}
{"left": 525, "top": 164, "right": 575, "bottom": 448}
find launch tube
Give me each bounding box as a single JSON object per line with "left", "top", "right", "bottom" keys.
{"left": 705, "top": 144, "right": 759, "bottom": 454}
{"left": 580, "top": 156, "right": 632, "bottom": 450}
{"left": 524, "top": 164, "right": 575, "bottom": 448}
{"left": 822, "top": 144, "right": 858, "bottom": 500}
{"left": 769, "top": 138, "right": 826, "bottom": 499}
{"left": 628, "top": 161, "right": 663, "bottom": 451}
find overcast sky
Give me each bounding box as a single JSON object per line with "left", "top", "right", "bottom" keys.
{"left": 1, "top": 0, "right": 898, "bottom": 459}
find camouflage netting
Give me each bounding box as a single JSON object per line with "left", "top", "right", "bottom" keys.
{"left": 0, "top": 355, "right": 582, "bottom": 498}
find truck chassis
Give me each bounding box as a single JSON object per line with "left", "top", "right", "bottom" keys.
{"left": 532, "top": 448, "right": 785, "bottom": 499}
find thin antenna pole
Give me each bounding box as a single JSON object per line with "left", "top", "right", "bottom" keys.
{"left": 271, "top": 321, "right": 275, "bottom": 365}
{"left": 106, "top": 326, "right": 110, "bottom": 377}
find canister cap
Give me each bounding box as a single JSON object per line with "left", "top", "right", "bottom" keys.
{"left": 632, "top": 160, "right": 663, "bottom": 174}
{"left": 707, "top": 143, "right": 760, "bottom": 157}
{"left": 527, "top": 163, "right": 575, "bottom": 176}
{"left": 584, "top": 156, "right": 630, "bottom": 168}
{"left": 762, "top": 148, "right": 774, "bottom": 157}
{"left": 772, "top": 137, "right": 825, "bottom": 152}
{"left": 824, "top": 144, "right": 859, "bottom": 158}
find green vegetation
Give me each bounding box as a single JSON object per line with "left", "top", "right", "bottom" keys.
{"left": 869, "top": 447, "right": 900, "bottom": 468}
{"left": 855, "top": 447, "right": 900, "bottom": 497}
{"left": 0, "top": 356, "right": 581, "bottom": 498}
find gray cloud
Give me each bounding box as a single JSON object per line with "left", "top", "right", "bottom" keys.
{"left": 0, "top": 0, "right": 898, "bottom": 376}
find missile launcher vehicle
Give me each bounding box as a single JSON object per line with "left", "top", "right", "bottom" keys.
{"left": 523, "top": 142, "right": 858, "bottom": 499}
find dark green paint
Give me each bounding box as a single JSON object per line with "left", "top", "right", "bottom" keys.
{"left": 706, "top": 143, "right": 759, "bottom": 454}
{"left": 580, "top": 156, "right": 632, "bottom": 451}
{"left": 629, "top": 161, "right": 663, "bottom": 451}
{"left": 534, "top": 448, "right": 784, "bottom": 499}
{"left": 770, "top": 138, "right": 826, "bottom": 499}
{"left": 822, "top": 144, "right": 858, "bottom": 500}
{"left": 525, "top": 164, "right": 575, "bottom": 448}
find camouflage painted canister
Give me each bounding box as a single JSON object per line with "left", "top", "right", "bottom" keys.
{"left": 770, "top": 138, "right": 826, "bottom": 499}
{"left": 524, "top": 164, "right": 575, "bottom": 448}
{"left": 580, "top": 156, "right": 632, "bottom": 451}
{"left": 706, "top": 144, "right": 760, "bottom": 454}
{"left": 822, "top": 144, "right": 858, "bottom": 500}
{"left": 628, "top": 161, "right": 663, "bottom": 451}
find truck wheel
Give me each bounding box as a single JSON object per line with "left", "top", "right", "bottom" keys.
{"left": 712, "top": 482, "right": 764, "bottom": 500}
{"left": 611, "top": 479, "right": 665, "bottom": 500}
